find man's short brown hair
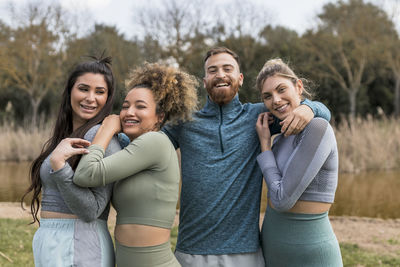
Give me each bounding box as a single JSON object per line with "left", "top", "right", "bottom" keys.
{"left": 204, "top": 47, "right": 241, "bottom": 70}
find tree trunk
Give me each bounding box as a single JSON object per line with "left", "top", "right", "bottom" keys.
{"left": 349, "top": 89, "right": 357, "bottom": 120}
{"left": 30, "top": 98, "right": 40, "bottom": 127}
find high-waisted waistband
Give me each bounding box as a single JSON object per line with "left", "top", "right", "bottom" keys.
{"left": 115, "top": 240, "right": 180, "bottom": 267}
{"left": 39, "top": 218, "right": 107, "bottom": 230}
{"left": 263, "top": 207, "right": 334, "bottom": 244}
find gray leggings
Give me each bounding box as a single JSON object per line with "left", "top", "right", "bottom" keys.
{"left": 115, "top": 240, "right": 181, "bottom": 267}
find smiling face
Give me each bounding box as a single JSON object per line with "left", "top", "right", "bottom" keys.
{"left": 119, "top": 87, "right": 162, "bottom": 140}
{"left": 261, "top": 75, "right": 303, "bottom": 120}
{"left": 203, "top": 53, "right": 243, "bottom": 106}
{"left": 70, "top": 73, "right": 108, "bottom": 130}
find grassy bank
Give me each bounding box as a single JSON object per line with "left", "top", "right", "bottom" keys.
{"left": 0, "top": 218, "right": 178, "bottom": 267}
{"left": 1, "top": 116, "right": 400, "bottom": 173}
{"left": 1, "top": 218, "right": 399, "bottom": 267}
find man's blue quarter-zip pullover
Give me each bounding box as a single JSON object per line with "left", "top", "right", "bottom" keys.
{"left": 162, "top": 94, "right": 330, "bottom": 254}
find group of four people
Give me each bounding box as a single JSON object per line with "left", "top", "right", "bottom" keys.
{"left": 23, "top": 47, "right": 342, "bottom": 266}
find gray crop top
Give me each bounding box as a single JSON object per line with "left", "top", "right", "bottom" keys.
{"left": 40, "top": 125, "right": 121, "bottom": 221}
{"left": 257, "top": 118, "right": 338, "bottom": 212}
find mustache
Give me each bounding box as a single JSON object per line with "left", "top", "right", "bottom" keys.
{"left": 212, "top": 78, "right": 231, "bottom": 85}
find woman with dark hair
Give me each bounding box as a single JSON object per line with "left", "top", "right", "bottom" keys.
{"left": 255, "top": 58, "right": 342, "bottom": 266}
{"left": 73, "top": 63, "right": 198, "bottom": 267}
{"left": 22, "top": 56, "right": 120, "bottom": 267}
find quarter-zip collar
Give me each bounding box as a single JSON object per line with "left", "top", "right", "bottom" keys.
{"left": 199, "top": 94, "right": 244, "bottom": 154}
{"left": 201, "top": 94, "right": 243, "bottom": 118}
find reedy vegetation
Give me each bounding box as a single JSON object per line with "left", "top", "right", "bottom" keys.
{"left": 335, "top": 115, "right": 400, "bottom": 173}
{"left": 0, "top": 120, "right": 51, "bottom": 162}
{"left": 0, "top": 116, "right": 399, "bottom": 173}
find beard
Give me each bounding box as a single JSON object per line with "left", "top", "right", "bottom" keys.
{"left": 205, "top": 77, "right": 240, "bottom": 106}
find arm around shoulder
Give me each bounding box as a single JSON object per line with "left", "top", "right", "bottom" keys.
{"left": 301, "top": 99, "right": 331, "bottom": 122}
{"left": 73, "top": 144, "right": 107, "bottom": 187}
{"left": 74, "top": 131, "right": 168, "bottom": 187}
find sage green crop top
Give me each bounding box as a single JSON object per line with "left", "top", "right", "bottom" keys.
{"left": 73, "top": 131, "right": 179, "bottom": 229}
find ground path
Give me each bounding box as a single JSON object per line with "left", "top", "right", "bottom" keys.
{"left": 2, "top": 202, "right": 399, "bottom": 257}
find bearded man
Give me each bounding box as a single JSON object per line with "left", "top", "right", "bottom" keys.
{"left": 162, "top": 47, "right": 331, "bottom": 267}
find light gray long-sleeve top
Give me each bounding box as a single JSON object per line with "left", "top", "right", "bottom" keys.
{"left": 40, "top": 125, "right": 121, "bottom": 222}
{"left": 257, "top": 118, "right": 339, "bottom": 212}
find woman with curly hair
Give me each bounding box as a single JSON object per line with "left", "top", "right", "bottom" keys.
{"left": 22, "top": 56, "right": 120, "bottom": 267}
{"left": 73, "top": 63, "right": 198, "bottom": 266}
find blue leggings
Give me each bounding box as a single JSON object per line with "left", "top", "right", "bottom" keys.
{"left": 261, "top": 207, "right": 343, "bottom": 267}
{"left": 33, "top": 218, "right": 114, "bottom": 267}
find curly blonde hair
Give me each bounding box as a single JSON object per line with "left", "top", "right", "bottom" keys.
{"left": 125, "top": 63, "right": 199, "bottom": 126}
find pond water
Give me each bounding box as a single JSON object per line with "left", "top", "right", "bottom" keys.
{"left": 260, "top": 170, "right": 400, "bottom": 219}
{"left": 0, "top": 162, "right": 31, "bottom": 203}
{"left": 329, "top": 170, "right": 400, "bottom": 218}
{"left": 1, "top": 162, "right": 399, "bottom": 218}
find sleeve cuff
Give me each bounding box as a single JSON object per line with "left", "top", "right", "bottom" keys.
{"left": 256, "top": 150, "right": 278, "bottom": 170}
{"left": 49, "top": 162, "right": 74, "bottom": 182}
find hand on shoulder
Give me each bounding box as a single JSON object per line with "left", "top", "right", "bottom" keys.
{"left": 50, "top": 138, "right": 91, "bottom": 171}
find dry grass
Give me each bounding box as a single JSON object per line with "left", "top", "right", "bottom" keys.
{"left": 0, "top": 121, "right": 51, "bottom": 162}
{"left": 334, "top": 115, "right": 400, "bottom": 173}
{"left": 1, "top": 116, "right": 399, "bottom": 173}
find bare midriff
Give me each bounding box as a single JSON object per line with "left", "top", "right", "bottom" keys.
{"left": 269, "top": 199, "right": 332, "bottom": 214}
{"left": 115, "top": 224, "right": 171, "bottom": 247}
{"left": 40, "top": 210, "right": 79, "bottom": 219}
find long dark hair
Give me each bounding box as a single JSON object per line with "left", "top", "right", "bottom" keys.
{"left": 21, "top": 55, "right": 116, "bottom": 224}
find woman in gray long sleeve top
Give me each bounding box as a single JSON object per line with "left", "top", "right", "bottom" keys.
{"left": 255, "top": 59, "right": 343, "bottom": 266}
{"left": 22, "top": 56, "right": 119, "bottom": 267}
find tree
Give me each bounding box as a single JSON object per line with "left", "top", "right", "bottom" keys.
{"left": 0, "top": 2, "right": 75, "bottom": 126}
{"left": 304, "top": 0, "right": 396, "bottom": 118}
{"left": 66, "top": 24, "right": 143, "bottom": 111}
{"left": 133, "top": 0, "right": 213, "bottom": 104}
{"left": 259, "top": 26, "right": 300, "bottom": 60}
{"left": 0, "top": 20, "right": 11, "bottom": 86}
{"left": 387, "top": 39, "right": 400, "bottom": 117}
{"left": 380, "top": 0, "right": 400, "bottom": 117}
{"left": 135, "top": 0, "right": 208, "bottom": 64}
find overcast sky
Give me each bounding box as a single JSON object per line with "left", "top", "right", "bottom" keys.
{"left": 1, "top": 0, "right": 399, "bottom": 38}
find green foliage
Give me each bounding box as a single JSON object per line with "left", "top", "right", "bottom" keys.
{"left": 1, "top": 0, "right": 400, "bottom": 123}
{"left": 301, "top": 0, "right": 398, "bottom": 118}
{"left": 0, "top": 2, "right": 72, "bottom": 126}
